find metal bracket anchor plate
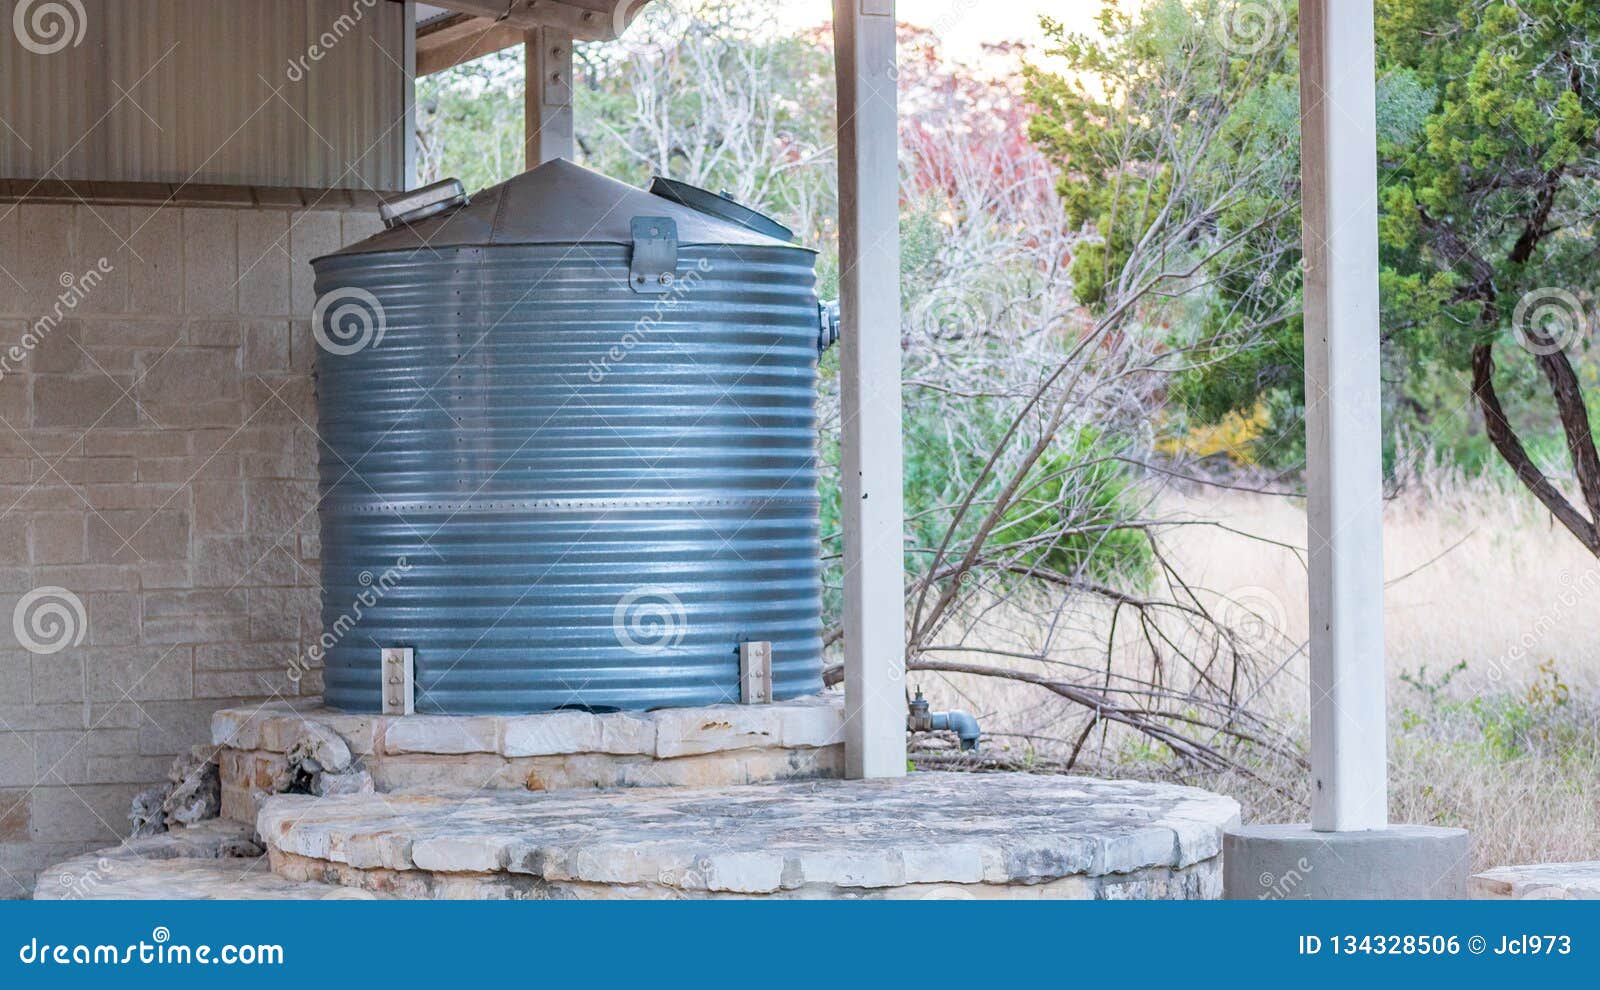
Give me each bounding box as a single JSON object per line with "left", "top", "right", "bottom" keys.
{"left": 381, "top": 647, "right": 415, "bottom": 715}
{"left": 740, "top": 641, "right": 773, "bottom": 704}
{"left": 629, "top": 216, "right": 679, "bottom": 294}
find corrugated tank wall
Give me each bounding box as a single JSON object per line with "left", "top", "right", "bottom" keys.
{"left": 312, "top": 242, "right": 827, "bottom": 713}
{"left": 0, "top": 0, "right": 409, "bottom": 191}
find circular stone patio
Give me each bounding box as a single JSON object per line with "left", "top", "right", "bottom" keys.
{"left": 258, "top": 773, "right": 1240, "bottom": 899}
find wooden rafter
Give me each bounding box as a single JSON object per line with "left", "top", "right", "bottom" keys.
{"left": 418, "top": 2, "right": 649, "bottom": 76}
{"left": 417, "top": 13, "right": 523, "bottom": 76}
{"left": 422, "top": 1, "right": 647, "bottom": 41}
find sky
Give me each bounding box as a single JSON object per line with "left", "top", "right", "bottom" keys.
{"left": 776, "top": 0, "right": 1103, "bottom": 64}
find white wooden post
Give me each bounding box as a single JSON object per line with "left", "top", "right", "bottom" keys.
{"left": 1300, "top": 0, "right": 1387, "bottom": 831}
{"left": 833, "top": 0, "right": 906, "bottom": 779}
{"left": 525, "top": 27, "right": 574, "bottom": 166}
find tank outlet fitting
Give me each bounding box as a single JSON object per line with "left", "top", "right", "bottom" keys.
{"left": 818, "top": 300, "right": 841, "bottom": 352}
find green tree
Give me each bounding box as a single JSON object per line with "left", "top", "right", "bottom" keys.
{"left": 415, "top": 52, "right": 525, "bottom": 191}
{"left": 1035, "top": 0, "right": 1600, "bottom": 556}
{"left": 1377, "top": 0, "right": 1600, "bottom": 552}
{"left": 1025, "top": 0, "right": 1305, "bottom": 465}
{"left": 1030, "top": 1, "right": 1600, "bottom": 543}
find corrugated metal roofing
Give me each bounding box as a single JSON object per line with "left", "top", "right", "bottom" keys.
{"left": 0, "top": 0, "right": 409, "bottom": 191}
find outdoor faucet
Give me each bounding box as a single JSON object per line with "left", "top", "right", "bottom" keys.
{"left": 907, "top": 687, "right": 981, "bottom": 752}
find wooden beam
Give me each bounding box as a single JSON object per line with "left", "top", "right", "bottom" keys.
{"left": 833, "top": 0, "right": 907, "bottom": 780}
{"left": 422, "top": 1, "right": 647, "bottom": 41}
{"left": 403, "top": 1, "right": 417, "bottom": 186}
{"left": 524, "top": 26, "right": 574, "bottom": 165}
{"left": 1299, "top": 0, "right": 1388, "bottom": 832}
{"left": 417, "top": 14, "right": 524, "bottom": 76}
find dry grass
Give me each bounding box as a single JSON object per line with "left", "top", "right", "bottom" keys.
{"left": 913, "top": 472, "right": 1600, "bottom": 873}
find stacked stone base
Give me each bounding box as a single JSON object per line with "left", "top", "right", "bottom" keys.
{"left": 211, "top": 695, "right": 847, "bottom": 822}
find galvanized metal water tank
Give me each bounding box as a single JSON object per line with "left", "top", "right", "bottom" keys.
{"left": 310, "top": 160, "right": 828, "bottom": 714}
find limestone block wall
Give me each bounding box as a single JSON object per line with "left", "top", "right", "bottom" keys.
{"left": 0, "top": 190, "right": 380, "bottom": 896}
{"left": 210, "top": 697, "right": 849, "bottom": 825}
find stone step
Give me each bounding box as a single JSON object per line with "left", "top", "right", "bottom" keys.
{"left": 258, "top": 772, "right": 1240, "bottom": 899}
{"left": 37, "top": 853, "right": 387, "bottom": 900}
{"left": 34, "top": 820, "right": 388, "bottom": 900}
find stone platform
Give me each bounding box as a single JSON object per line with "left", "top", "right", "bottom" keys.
{"left": 34, "top": 773, "right": 1238, "bottom": 900}
{"left": 1473, "top": 862, "right": 1600, "bottom": 899}
{"left": 212, "top": 695, "right": 846, "bottom": 822}
{"left": 257, "top": 773, "right": 1240, "bottom": 899}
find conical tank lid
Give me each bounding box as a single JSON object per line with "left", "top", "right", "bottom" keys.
{"left": 319, "top": 158, "right": 807, "bottom": 259}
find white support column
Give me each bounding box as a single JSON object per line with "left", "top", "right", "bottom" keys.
{"left": 833, "top": 0, "right": 906, "bottom": 779}
{"left": 1300, "top": 0, "right": 1387, "bottom": 831}
{"left": 525, "top": 27, "right": 574, "bottom": 166}
{"left": 1224, "top": 2, "right": 1465, "bottom": 898}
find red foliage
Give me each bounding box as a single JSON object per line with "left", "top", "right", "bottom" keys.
{"left": 799, "top": 19, "right": 1068, "bottom": 269}
{"left": 895, "top": 27, "right": 1047, "bottom": 196}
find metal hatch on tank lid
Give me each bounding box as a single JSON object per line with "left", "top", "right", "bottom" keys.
{"left": 308, "top": 159, "right": 835, "bottom": 715}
